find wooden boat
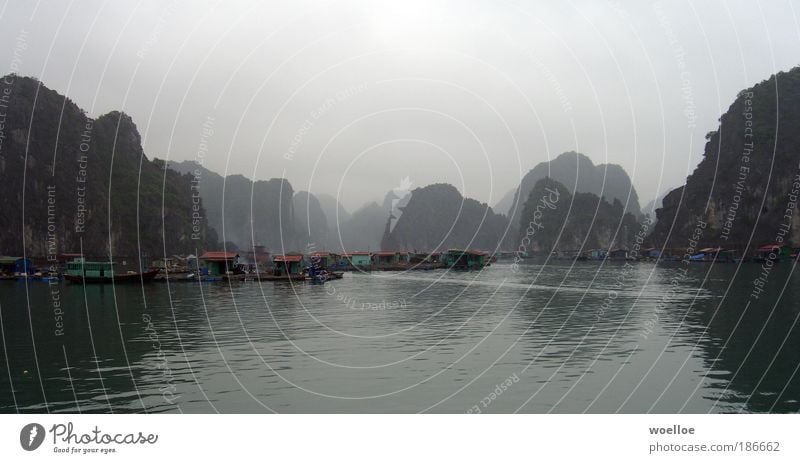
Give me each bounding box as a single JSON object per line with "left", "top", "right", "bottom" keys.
{"left": 64, "top": 259, "right": 158, "bottom": 284}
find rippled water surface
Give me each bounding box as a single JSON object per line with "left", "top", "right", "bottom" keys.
{"left": 2, "top": 261, "right": 799, "bottom": 413}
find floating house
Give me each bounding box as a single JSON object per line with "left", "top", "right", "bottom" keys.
{"left": 273, "top": 255, "right": 304, "bottom": 275}
{"left": 342, "top": 251, "right": 371, "bottom": 269}
{"left": 310, "top": 251, "right": 340, "bottom": 269}
{"left": 199, "top": 251, "right": 240, "bottom": 276}
{"left": 444, "top": 249, "right": 489, "bottom": 270}
{"left": 0, "top": 256, "right": 33, "bottom": 275}
{"left": 407, "top": 252, "right": 445, "bottom": 269}
{"left": 64, "top": 259, "right": 113, "bottom": 279}
{"left": 411, "top": 252, "right": 442, "bottom": 264}
{"left": 372, "top": 251, "right": 400, "bottom": 267}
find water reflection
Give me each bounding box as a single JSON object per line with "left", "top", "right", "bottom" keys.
{"left": 0, "top": 261, "right": 798, "bottom": 413}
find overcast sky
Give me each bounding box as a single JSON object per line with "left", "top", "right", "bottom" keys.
{"left": 1, "top": 0, "right": 799, "bottom": 212}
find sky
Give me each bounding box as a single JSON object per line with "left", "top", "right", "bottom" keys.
{"left": 1, "top": 0, "right": 799, "bottom": 212}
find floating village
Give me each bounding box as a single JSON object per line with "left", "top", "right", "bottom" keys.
{"left": 0, "top": 242, "right": 794, "bottom": 284}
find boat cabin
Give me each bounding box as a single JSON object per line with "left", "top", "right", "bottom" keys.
{"left": 66, "top": 259, "right": 115, "bottom": 278}
{"left": 342, "top": 252, "right": 371, "bottom": 268}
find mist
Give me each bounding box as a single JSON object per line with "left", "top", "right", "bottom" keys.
{"left": 1, "top": 0, "right": 798, "bottom": 211}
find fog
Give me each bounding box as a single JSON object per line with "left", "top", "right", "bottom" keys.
{"left": 1, "top": 0, "right": 798, "bottom": 211}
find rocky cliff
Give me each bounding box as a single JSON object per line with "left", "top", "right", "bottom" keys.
{"left": 650, "top": 67, "right": 800, "bottom": 250}
{"left": 0, "top": 75, "right": 215, "bottom": 260}
{"left": 501, "top": 151, "right": 642, "bottom": 227}
{"left": 517, "top": 177, "right": 641, "bottom": 252}
{"left": 381, "top": 183, "right": 509, "bottom": 251}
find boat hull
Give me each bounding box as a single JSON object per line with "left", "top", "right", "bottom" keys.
{"left": 64, "top": 269, "right": 159, "bottom": 284}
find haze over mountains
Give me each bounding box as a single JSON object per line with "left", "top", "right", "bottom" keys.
{"left": 167, "top": 159, "right": 388, "bottom": 252}
{"left": 495, "top": 151, "right": 643, "bottom": 222}
{"left": 166, "top": 160, "right": 296, "bottom": 251}
{"left": 2, "top": 1, "right": 797, "bottom": 218}
{"left": 4, "top": 65, "right": 800, "bottom": 259}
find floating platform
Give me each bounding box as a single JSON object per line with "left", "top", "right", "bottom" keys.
{"left": 64, "top": 269, "right": 160, "bottom": 284}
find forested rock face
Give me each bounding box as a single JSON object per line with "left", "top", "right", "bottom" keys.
{"left": 502, "top": 151, "right": 642, "bottom": 224}
{"left": 518, "top": 178, "right": 641, "bottom": 252}
{"left": 650, "top": 67, "right": 800, "bottom": 249}
{"left": 167, "top": 160, "right": 297, "bottom": 250}
{"left": 381, "top": 183, "right": 509, "bottom": 251}
{"left": 0, "top": 75, "right": 215, "bottom": 259}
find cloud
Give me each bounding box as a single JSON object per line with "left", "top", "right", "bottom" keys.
{"left": 1, "top": 0, "right": 798, "bottom": 210}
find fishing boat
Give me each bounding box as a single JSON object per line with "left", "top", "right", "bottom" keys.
{"left": 64, "top": 259, "right": 158, "bottom": 284}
